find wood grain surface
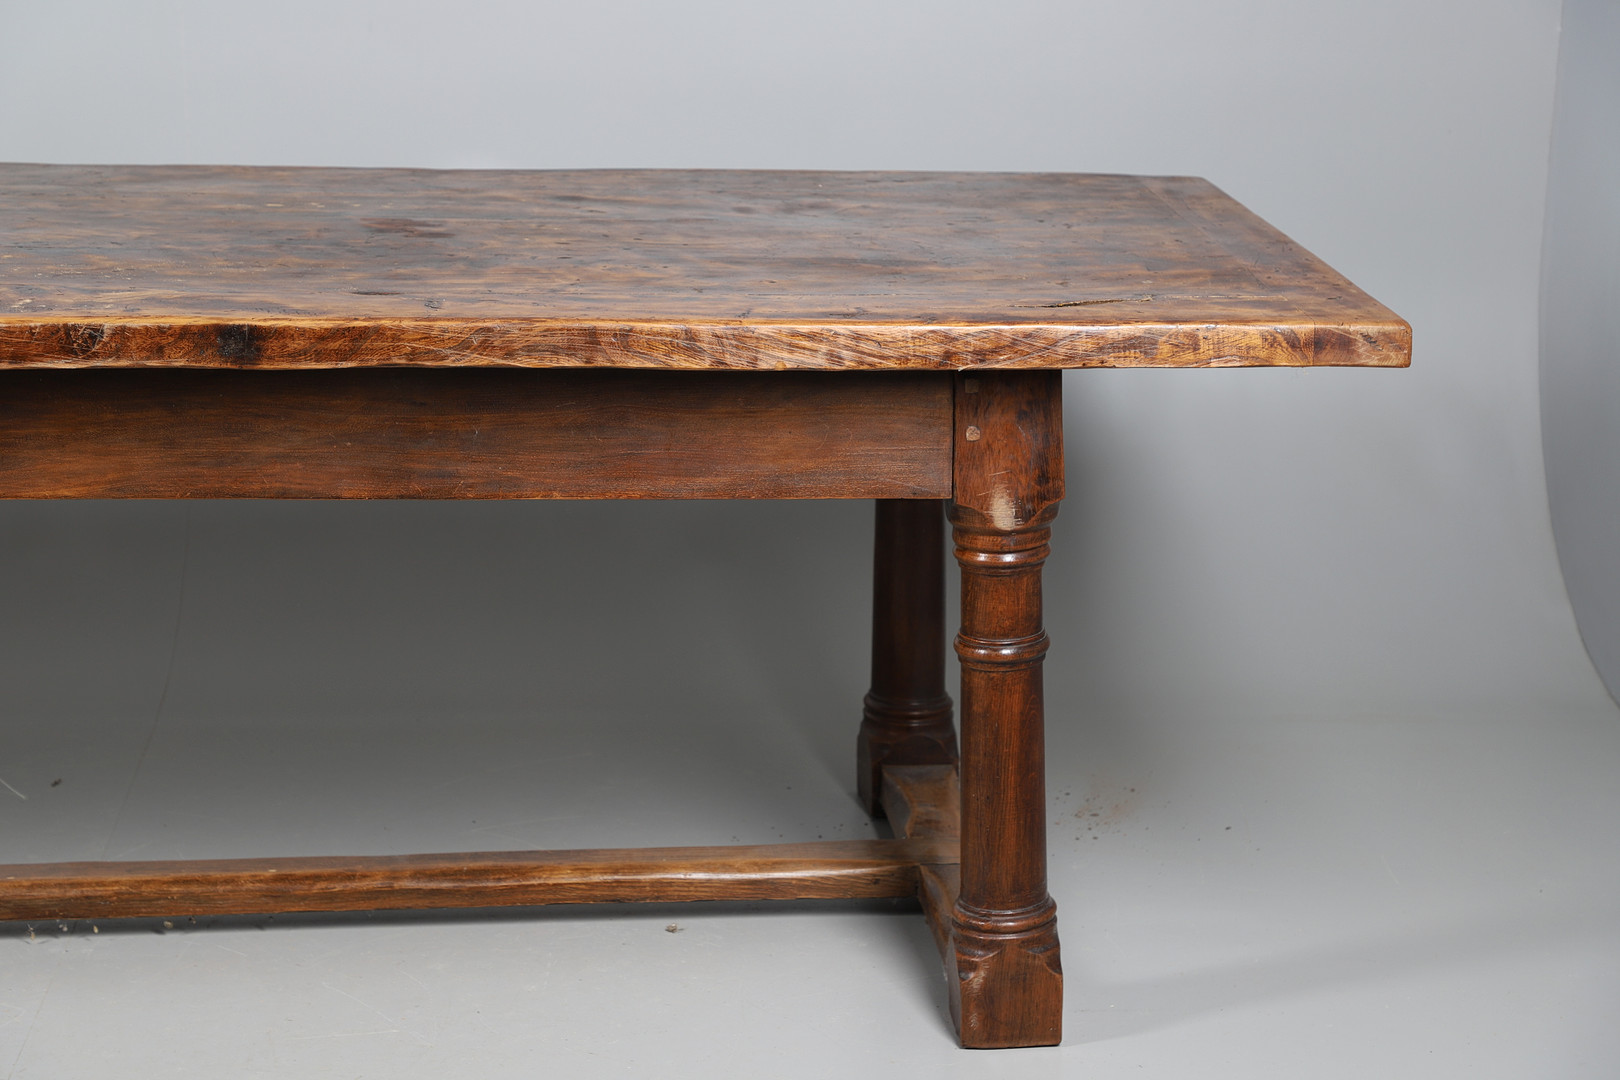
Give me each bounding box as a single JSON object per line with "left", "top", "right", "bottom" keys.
{"left": 0, "top": 166, "right": 1411, "bottom": 371}
{"left": 0, "top": 368, "right": 951, "bottom": 499}
{"left": 880, "top": 765, "right": 961, "bottom": 846}
{"left": 947, "top": 371, "right": 1065, "bottom": 1047}
{"left": 880, "top": 765, "right": 963, "bottom": 964}
{"left": 0, "top": 839, "right": 958, "bottom": 920}
{"left": 858, "top": 499, "right": 957, "bottom": 812}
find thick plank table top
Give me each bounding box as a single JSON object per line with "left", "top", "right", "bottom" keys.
{"left": 0, "top": 165, "right": 1410, "bottom": 371}
{"left": 0, "top": 164, "right": 1410, "bottom": 1048}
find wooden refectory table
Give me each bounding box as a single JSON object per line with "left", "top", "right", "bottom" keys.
{"left": 0, "top": 166, "right": 1409, "bottom": 1047}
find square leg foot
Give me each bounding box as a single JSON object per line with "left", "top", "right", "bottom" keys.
{"left": 947, "top": 914, "right": 1063, "bottom": 1048}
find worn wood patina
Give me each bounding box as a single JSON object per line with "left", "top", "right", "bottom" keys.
{"left": 0, "top": 165, "right": 1410, "bottom": 372}
{"left": 0, "top": 166, "right": 1410, "bottom": 1049}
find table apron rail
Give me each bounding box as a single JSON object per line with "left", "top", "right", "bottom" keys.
{"left": 0, "top": 369, "right": 953, "bottom": 500}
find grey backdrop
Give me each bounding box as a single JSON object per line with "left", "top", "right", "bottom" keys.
{"left": 3, "top": 0, "right": 1604, "bottom": 719}
{"left": 3, "top": 1, "right": 1617, "bottom": 1076}
{"left": 1542, "top": 0, "right": 1620, "bottom": 705}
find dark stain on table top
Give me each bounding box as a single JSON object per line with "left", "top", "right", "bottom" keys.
{"left": 0, "top": 165, "right": 1410, "bottom": 371}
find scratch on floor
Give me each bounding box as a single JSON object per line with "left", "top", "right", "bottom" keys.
{"left": 320, "top": 982, "right": 432, "bottom": 1046}
{"left": 99, "top": 506, "right": 191, "bottom": 860}
{"left": 0, "top": 778, "right": 24, "bottom": 800}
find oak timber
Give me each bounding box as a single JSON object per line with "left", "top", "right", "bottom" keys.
{"left": 0, "top": 839, "right": 958, "bottom": 921}
{"left": 858, "top": 500, "right": 957, "bottom": 813}
{"left": 0, "top": 166, "right": 1411, "bottom": 372}
{"left": 880, "top": 765, "right": 961, "bottom": 844}
{"left": 0, "top": 368, "right": 952, "bottom": 499}
{"left": 947, "top": 371, "right": 1065, "bottom": 1047}
{"left": 880, "top": 766, "right": 963, "bottom": 963}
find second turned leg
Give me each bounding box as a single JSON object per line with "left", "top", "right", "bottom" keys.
{"left": 857, "top": 498, "right": 957, "bottom": 816}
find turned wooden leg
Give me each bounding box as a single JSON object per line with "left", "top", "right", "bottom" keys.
{"left": 857, "top": 498, "right": 957, "bottom": 816}
{"left": 947, "top": 371, "right": 1064, "bottom": 1048}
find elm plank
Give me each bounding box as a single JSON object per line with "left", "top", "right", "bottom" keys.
{"left": 0, "top": 166, "right": 1411, "bottom": 371}
{"left": 0, "top": 368, "right": 952, "bottom": 499}
{"left": 0, "top": 839, "right": 959, "bottom": 920}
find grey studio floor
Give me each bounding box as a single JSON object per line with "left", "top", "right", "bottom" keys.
{"left": 2, "top": 493, "right": 1618, "bottom": 1078}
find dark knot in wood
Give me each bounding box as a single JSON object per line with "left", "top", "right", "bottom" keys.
{"left": 215, "top": 324, "right": 263, "bottom": 365}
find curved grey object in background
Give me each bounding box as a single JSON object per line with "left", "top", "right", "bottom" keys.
{"left": 1541, "top": 0, "right": 1620, "bottom": 704}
